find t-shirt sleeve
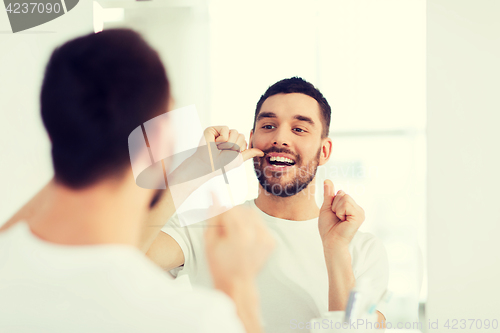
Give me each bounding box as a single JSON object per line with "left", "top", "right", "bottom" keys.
{"left": 353, "top": 233, "right": 390, "bottom": 321}
{"left": 161, "top": 213, "right": 196, "bottom": 277}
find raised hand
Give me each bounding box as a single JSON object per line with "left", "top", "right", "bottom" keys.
{"left": 205, "top": 204, "right": 275, "bottom": 284}
{"left": 168, "top": 126, "right": 264, "bottom": 186}
{"left": 204, "top": 202, "right": 275, "bottom": 333}
{"left": 203, "top": 126, "right": 264, "bottom": 164}
{"left": 318, "top": 179, "right": 365, "bottom": 251}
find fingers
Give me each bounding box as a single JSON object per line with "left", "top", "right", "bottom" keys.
{"left": 204, "top": 206, "right": 275, "bottom": 284}
{"left": 206, "top": 127, "right": 248, "bottom": 153}
{"left": 331, "top": 190, "right": 349, "bottom": 222}
{"left": 241, "top": 148, "right": 264, "bottom": 161}
{"left": 205, "top": 205, "right": 224, "bottom": 245}
{"left": 216, "top": 129, "right": 240, "bottom": 150}
{"left": 208, "top": 127, "right": 263, "bottom": 161}
{"left": 208, "top": 206, "right": 255, "bottom": 243}
{"left": 234, "top": 133, "right": 247, "bottom": 152}
{"left": 205, "top": 214, "right": 223, "bottom": 244}
{"left": 213, "top": 126, "right": 230, "bottom": 143}
{"left": 204, "top": 126, "right": 230, "bottom": 144}
{"left": 206, "top": 192, "right": 231, "bottom": 244}
{"left": 230, "top": 208, "right": 273, "bottom": 254}
{"left": 207, "top": 192, "right": 225, "bottom": 229}
{"left": 218, "top": 126, "right": 230, "bottom": 143}
{"left": 209, "top": 191, "right": 223, "bottom": 214}
{"left": 222, "top": 209, "right": 247, "bottom": 237}
{"left": 321, "top": 179, "right": 336, "bottom": 210}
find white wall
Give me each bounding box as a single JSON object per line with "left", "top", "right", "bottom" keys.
{"left": 0, "top": 2, "right": 93, "bottom": 225}
{"left": 427, "top": 0, "right": 500, "bottom": 330}
{"left": 103, "top": 2, "right": 211, "bottom": 127}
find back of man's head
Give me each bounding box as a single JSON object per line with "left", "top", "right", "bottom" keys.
{"left": 41, "top": 29, "right": 169, "bottom": 189}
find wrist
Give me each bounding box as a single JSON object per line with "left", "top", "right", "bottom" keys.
{"left": 215, "top": 277, "right": 262, "bottom": 332}
{"left": 323, "top": 243, "right": 352, "bottom": 271}
{"left": 214, "top": 276, "right": 259, "bottom": 301}
{"left": 323, "top": 237, "right": 350, "bottom": 254}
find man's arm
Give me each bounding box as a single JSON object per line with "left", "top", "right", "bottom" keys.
{"left": 141, "top": 126, "right": 263, "bottom": 260}
{"left": 3, "top": 126, "right": 262, "bottom": 247}
{"left": 324, "top": 244, "right": 355, "bottom": 311}
{"left": 145, "top": 230, "right": 184, "bottom": 271}
{"left": 205, "top": 204, "right": 275, "bottom": 333}
{"left": 324, "top": 244, "right": 386, "bottom": 328}
{"left": 319, "top": 180, "right": 365, "bottom": 311}
{"left": 319, "top": 180, "right": 386, "bottom": 329}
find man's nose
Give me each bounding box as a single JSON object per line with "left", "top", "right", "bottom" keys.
{"left": 272, "top": 129, "right": 290, "bottom": 146}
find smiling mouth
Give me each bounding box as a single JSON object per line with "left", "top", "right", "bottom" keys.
{"left": 267, "top": 156, "right": 296, "bottom": 167}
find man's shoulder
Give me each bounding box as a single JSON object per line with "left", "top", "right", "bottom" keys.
{"left": 0, "top": 219, "right": 25, "bottom": 238}
{"left": 352, "top": 229, "right": 379, "bottom": 243}
{"left": 350, "top": 229, "right": 386, "bottom": 255}
{"left": 349, "top": 230, "right": 388, "bottom": 271}
{"left": 240, "top": 199, "right": 255, "bottom": 208}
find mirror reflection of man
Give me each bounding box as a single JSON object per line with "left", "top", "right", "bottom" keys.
{"left": 147, "top": 77, "right": 389, "bottom": 333}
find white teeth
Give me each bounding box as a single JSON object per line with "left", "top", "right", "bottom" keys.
{"left": 269, "top": 156, "right": 294, "bottom": 164}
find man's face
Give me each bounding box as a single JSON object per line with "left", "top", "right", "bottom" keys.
{"left": 250, "top": 93, "right": 332, "bottom": 198}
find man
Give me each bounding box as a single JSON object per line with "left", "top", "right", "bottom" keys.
{"left": 0, "top": 29, "right": 274, "bottom": 333}
{"left": 146, "top": 78, "right": 389, "bottom": 332}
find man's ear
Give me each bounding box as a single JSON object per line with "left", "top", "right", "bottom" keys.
{"left": 319, "top": 137, "right": 333, "bottom": 166}
{"left": 249, "top": 129, "right": 254, "bottom": 148}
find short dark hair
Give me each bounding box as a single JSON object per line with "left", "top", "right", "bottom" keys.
{"left": 41, "top": 29, "right": 169, "bottom": 189}
{"left": 253, "top": 77, "right": 331, "bottom": 138}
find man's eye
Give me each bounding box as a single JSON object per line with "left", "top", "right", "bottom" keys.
{"left": 293, "top": 128, "right": 305, "bottom": 133}
{"left": 262, "top": 125, "right": 275, "bottom": 129}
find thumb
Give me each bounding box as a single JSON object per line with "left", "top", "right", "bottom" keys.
{"left": 209, "top": 191, "right": 225, "bottom": 217}
{"left": 206, "top": 192, "right": 225, "bottom": 238}
{"left": 321, "top": 179, "right": 335, "bottom": 211}
{"left": 241, "top": 148, "right": 264, "bottom": 161}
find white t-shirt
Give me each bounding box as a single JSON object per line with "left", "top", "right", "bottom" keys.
{"left": 162, "top": 199, "right": 389, "bottom": 333}
{"left": 0, "top": 221, "right": 245, "bottom": 333}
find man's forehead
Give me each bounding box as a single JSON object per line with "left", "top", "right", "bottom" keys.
{"left": 258, "top": 93, "right": 321, "bottom": 122}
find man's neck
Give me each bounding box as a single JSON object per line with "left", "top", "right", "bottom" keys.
{"left": 27, "top": 180, "right": 144, "bottom": 247}
{"left": 254, "top": 179, "right": 320, "bottom": 221}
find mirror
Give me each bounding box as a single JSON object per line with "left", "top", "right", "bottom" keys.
{"left": 98, "top": 0, "right": 426, "bottom": 327}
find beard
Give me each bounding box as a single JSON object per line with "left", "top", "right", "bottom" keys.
{"left": 253, "top": 146, "right": 321, "bottom": 198}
